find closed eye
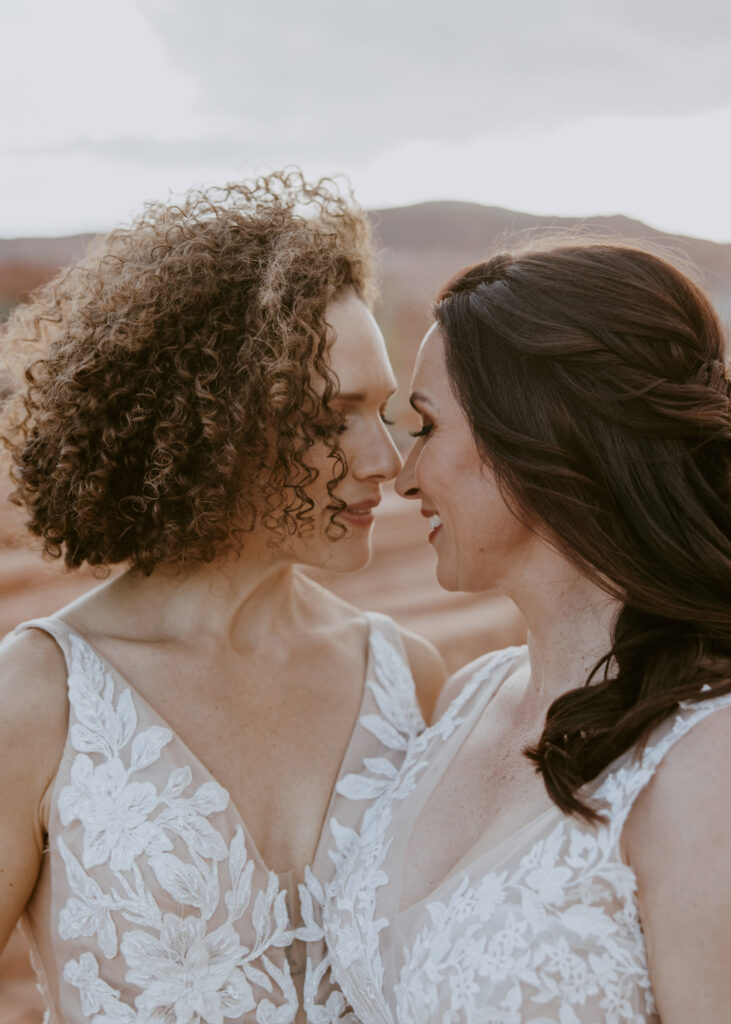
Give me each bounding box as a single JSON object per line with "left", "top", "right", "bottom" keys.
{"left": 409, "top": 423, "right": 433, "bottom": 438}
{"left": 313, "top": 413, "right": 347, "bottom": 437}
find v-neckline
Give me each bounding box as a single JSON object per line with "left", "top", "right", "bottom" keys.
{"left": 397, "top": 644, "right": 561, "bottom": 915}
{"left": 398, "top": 803, "right": 564, "bottom": 919}
{"left": 34, "top": 613, "right": 376, "bottom": 883}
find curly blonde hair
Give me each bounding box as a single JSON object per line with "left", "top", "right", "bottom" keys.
{"left": 0, "top": 171, "right": 376, "bottom": 572}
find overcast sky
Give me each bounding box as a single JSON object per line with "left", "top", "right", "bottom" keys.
{"left": 3, "top": 0, "right": 731, "bottom": 240}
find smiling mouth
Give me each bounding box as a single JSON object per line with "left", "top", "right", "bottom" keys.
{"left": 428, "top": 513, "right": 442, "bottom": 543}
{"left": 335, "top": 502, "right": 379, "bottom": 528}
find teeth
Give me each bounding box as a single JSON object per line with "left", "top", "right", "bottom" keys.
{"left": 430, "top": 514, "right": 442, "bottom": 530}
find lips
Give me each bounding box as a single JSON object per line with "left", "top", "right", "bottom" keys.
{"left": 335, "top": 499, "right": 380, "bottom": 529}
{"left": 345, "top": 500, "right": 381, "bottom": 513}
{"left": 421, "top": 508, "right": 442, "bottom": 542}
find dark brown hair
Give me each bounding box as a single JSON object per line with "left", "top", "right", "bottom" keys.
{"left": 435, "top": 244, "right": 731, "bottom": 818}
{"left": 0, "top": 171, "right": 375, "bottom": 573}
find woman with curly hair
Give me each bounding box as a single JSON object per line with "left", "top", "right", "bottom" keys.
{"left": 324, "top": 243, "right": 731, "bottom": 1023}
{"left": 0, "top": 172, "right": 444, "bottom": 1024}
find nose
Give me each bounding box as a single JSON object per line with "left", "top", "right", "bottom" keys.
{"left": 355, "top": 422, "right": 403, "bottom": 482}
{"left": 395, "top": 443, "right": 419, "bottom": 499}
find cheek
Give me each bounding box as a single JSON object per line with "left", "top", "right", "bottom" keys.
{"left": 478, "top": 499, "right": 532, "bottom": 566}
{"left": 454, "top": 473, "right": 520, "bottom": 545}
{"left": 414, "top": 445, "right": 448, "bottom": 493}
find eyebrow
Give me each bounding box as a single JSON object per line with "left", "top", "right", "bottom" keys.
{"left": 332, "top": 388, "right": 397, "bottom": 403}
{"left": 333, "top": 391, "right": 366, "bottom": 402}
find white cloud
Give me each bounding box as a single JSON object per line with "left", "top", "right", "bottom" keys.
{"left": 2, "top": 0, "right": 731, "bottom": 240}
{"left": 5, "top": 106, "right": 731, "bottom": 243}
{"left": 14, "top": 137, "right": 256, "bottom": 166}
{"left": 0, "top": 0, "right": 199, "bottom": 149}
{"left": 138, "top": 0, "right": 731, "bottom": 158}
{"left": 346, "top": 107, "right": 731, "bottom": 243}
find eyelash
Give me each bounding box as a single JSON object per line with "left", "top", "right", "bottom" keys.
{"left": 409, "top": 423, "right": 433, "bottom": 438}
{"left": 380, "top": 414, "right": 395, "bottom": 426}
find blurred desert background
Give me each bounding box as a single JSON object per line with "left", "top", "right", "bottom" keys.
{"left": 1, "top": 201, "right": 730, "bottom": 1020}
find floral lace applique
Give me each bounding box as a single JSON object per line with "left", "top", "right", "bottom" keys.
{"left": 297, "top": 625, "right": 426, "bottom": 1024}
{"left": 390, "top": 816, "right": 650, "bottom": 1024}
{"left": 49, "top": 616, "right": 423, "bottom": 1024}
{"left": 56, "top": 634, "right": 295, "bottom": 1024}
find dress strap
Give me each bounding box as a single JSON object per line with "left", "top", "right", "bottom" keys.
{"left": 363, "top": 610, "right": 406, "bottom": 653}
{"left": 595, "top": 690, "right": 731, "bottom": 842}
{"left": 362, "top": 611, "right": 425, "bottom": 738}
{"left": 13, "top": 617, "right": 76, "bottom": 675}
{"left": 441, "top": 644, "right": 527, "bottom": 728}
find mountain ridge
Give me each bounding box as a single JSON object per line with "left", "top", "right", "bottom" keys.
{"left": 369, "top": 200, "right": 731, "bottom": 292}
{"left": 1, "top": 200, "right": 729, "bottom": 321}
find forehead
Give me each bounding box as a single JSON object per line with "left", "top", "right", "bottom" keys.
{"left": 326, "top": 292, "right": 396, "bottom": 392}
{"left": 412, "top": 323, "right": 447, "bottom": 389}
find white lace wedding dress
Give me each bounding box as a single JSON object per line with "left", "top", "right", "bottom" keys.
{"left": 14, "top": 611, "right": 424, "bottom": 1024}
{"left": 324, "top": 644, "right": 731, "bottom": 1024}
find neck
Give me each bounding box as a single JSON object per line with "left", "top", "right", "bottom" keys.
{"left": 508, "top": 546, "right": 619, "bottom": 701}
{"left": 103, "top": 533, "right": 313, "bottom": 650}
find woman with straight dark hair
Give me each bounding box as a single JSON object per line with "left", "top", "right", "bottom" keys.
{"left": 0, "top": 171, "right": 444, "bottom": 1024}
{"left": 324, "top": 243, "right": 731, "bottom": 1023}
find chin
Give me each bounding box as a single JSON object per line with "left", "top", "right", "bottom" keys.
{"left": 314, "top": 536, "right": 373, "bottom": 575}
{"left": 435, "top": 556, "right": 484, "bottom": 594}
{"left": 434, "top": 559, "right": 459, "bottom": 592}
{"left": 438, "top": 561, "right": 501, "bottom": 595}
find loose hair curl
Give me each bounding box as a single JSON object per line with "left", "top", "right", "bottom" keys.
{"left": 1, "top": 170, "right": 376, "bottom": 573}
{"left": 435, "top": 243, "right": 731, "bottom": 819}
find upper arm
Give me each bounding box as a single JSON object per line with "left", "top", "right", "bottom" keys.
{"left": 398, "top": 628, "right": 447, "bottom": 724}
{"left": 0, "top": 630, "right": 69, "bottom": 955}
{"left": 623, "top": 705, "right": 731, "bottom": 1023}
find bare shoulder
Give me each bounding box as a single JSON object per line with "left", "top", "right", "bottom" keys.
{"left": 623, "top": 700, "right": 731, "bottom": 1023}
{"left": 625, "top": 700, "right": 731, "bottom": 855}
{"left": 0, "top": 628, "right": 70, "bottom": 951}
{"left": 395, "top": 626, "right": 447, "bottom": 724}
{"left": 0, "top": 628, "right": 70, "bottom": 788}
{"left": 0, "top": 626, "right": 69, "bottom": 716}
